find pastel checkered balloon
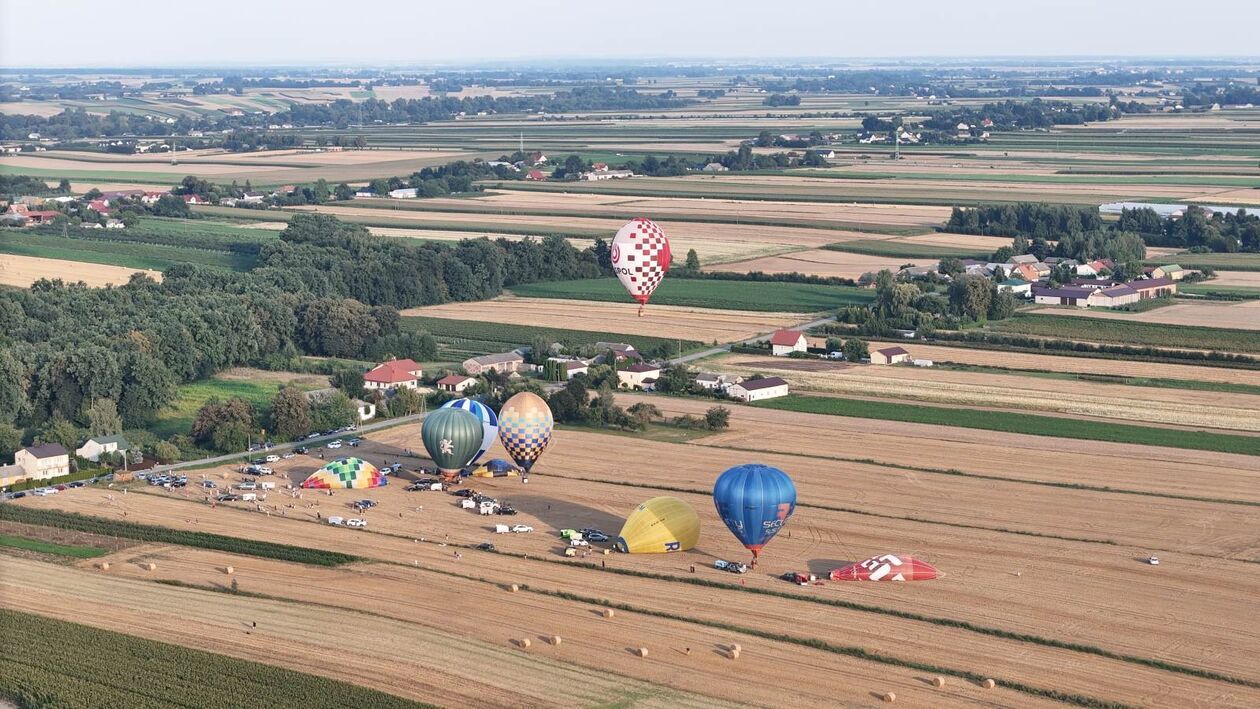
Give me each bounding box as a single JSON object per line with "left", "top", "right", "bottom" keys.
{"left": 611, "top": 217, "right": 671, "bottom": 313}
{"left": 497, "top": 392, "right": 553, "bottom": 473}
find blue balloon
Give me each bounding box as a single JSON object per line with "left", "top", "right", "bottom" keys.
{"left": 713, "top": 463, "right": 797, "bottom": 562}
{"left": 440, "top": 398, "right": 499, "bottom": 464}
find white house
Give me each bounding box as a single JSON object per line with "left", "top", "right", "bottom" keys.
{"left": 768, "top": 329, "right": 807, "bottom": 356}
{"left": 562, "top": 361, "right": 589, "bottom": 379}
{"left": 389, "top": 188, "right": 418, "bottom": 199}
{"left": 462, "top": 352, "right": 526, "bottom": 375}
{"left": 581, "top": 169, "right": 634, "bottom": 181}
{"left": 362, "top": 359, "right": 423, "bottom": 392}
{"left": 75, "top": 434, "right": 129, "bottom": 463}
{"left": 14, "top": 443, "right": 70, "bottom": 481}
{"left": 997, "top": 279, "right": 1032, "bottom": 297}
{"left": 695, "top": 372, "right": 741, "bottom": 393}
{"left": 617, "top": 363, "right": 661, "bottom": 389}
{"left": 436, "top": 375, "right": 476, "bottom": 393}
{"left": 728, "top": 377, "right": 789, "bottom": 402}
{"left": 870, "top": 346, "right": 911, "bottom": 365}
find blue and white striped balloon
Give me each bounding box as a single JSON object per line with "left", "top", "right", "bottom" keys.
{"left": 440, "top": 398, "right": 499, "bottom": 464}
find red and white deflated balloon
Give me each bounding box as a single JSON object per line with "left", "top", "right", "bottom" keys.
{"left": 611, "top": 217, "right": 671, "bottom": 312}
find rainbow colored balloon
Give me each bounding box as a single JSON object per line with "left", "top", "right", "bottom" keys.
{"left": 300, "top": 457, "right": 386, "bottom": 489}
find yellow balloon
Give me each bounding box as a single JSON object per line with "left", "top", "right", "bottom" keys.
{"left": 614, "top": 496, "right": 700, "bottom": 554}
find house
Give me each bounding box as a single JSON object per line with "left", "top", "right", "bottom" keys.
{"left": 525, "top": 169, "right": 546, "bottom": 181}
{"left": 354, "top": 190, "right": 376, "bottom": 198}
{"left": 1, "top": 464, "right": 26, "bottom": 488}
{"left": 87, "top": 199, "right": 111, "bottom": 214}
{"left": 462, "top": 352, "right": 526, "bottom": 375}
{"left": 140, "top": 190, "right": 169, "bottom": 205}
{"left": 362, "top": 358, "right": 423, "bottom": 392}
{"left": 595, "top": 342, "right": 642, "bottom": 362}
{"left": 997, "top": 278, "right": 1032, "bottom": 297}
{"left": 1009, "top": 254, "right": 1039, "bottom": 265}
{"left": 1152, "top": 264, "right": 1187, "bottom": 281}
{"left": 1128, "top": 277, "right": 1177, "bottom": 299}
{"left": 240, "top": 192, "right": 266, "bottom": 204}
{"left": 528, "top": 152, "right": 547, "bottom": 165}
{"left": 1070, "top": 278, "right": 1123, "bottom": 290}
{"left": 81, "top": 222, "right": 103, "bottom": 229}
{"left": 75, "top": 434, "right": 129, "bottom": 463}
{"left": 768, "top": 329, "right": 807, "bottom": 356}
{"left": 899, "top": 265, "right": 936, "bottom": 279}
{"left": 727, "top": 377, "right": 789, "bottom": 402}
{"left": 436, "top": 374, "right": 477, "bottom": 393}
{"left": 695, "top": 372, "right": 741, "bottom": 393}
{"left": 1014, "top": 263, "right": 1041, "bottom": 282}
{"left": 702, "top": 162, "right": 729, "bottom": 172}
{"left": 581, "top": 169, "right": 634, "bottom": 181}
{"left": 389, "top": 188, "right": 418, "bottom": 199}
{"left": 181, "top": 194, "right": 205, "bottom": 205}
{"left": 1088, "top": 284, "right": 1140, "bottom": 308}
{"left": 22, "top": 210, "right": 60, "bottom": 225}
{"left": 1032, "top": 284, "right": 1094, "bottom": 307}
{"left": 617, "top": 363, "right": 662, "bottom": 389}
{"left": 562, "top": 360, "right": 589, "bottom": 379}
{"left": 14, "top": 443, "right": 70, "bottom": 481}
{"left": 870, "top": 346, "right": 912, "bottom": 365}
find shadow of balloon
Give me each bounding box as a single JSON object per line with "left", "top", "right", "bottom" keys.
{"left": 808, "top": 558, "right": 854, "bottom": 576}
{"left": 506, "top": 494, "right": 624, "bottom": 536}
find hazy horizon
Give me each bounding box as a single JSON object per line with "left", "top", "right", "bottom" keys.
{"left": 3, "top": 0, "right": 1259, "bottom": 69}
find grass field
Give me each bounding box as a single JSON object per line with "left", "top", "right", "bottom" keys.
{"left": 0, "top": 534, "right": 107, "bottom": 558}
{"left": 400, "top": 315, "right": 703, "bottom": 359}
{"left": 823, "top": 239, "right": 991, "bottom": 259}
{"left": 151, "top": 371, "right": 325, "bottom": 439}
{"left": 754, "top": 395, "right": 1260, "bottom": 456}
{"left": 989, "top": 313, "right": 1260, "bottom": 353}
{"left": 0, "top": 230, "right": 248, "bottom": 272}
{"left": 1146, "top": 253, "right": 1260, "bottom": 272}
{"left": 1179, "top": 284, "right": 1260, "bottom": 299}
{"left": 510, "top": 278, "right": 873, "bottom": 311}
{"left": 0, "top": 609, "right": 426, "bottom": 709}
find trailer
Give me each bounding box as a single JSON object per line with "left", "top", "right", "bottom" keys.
{"left": 495, "top": 524, "right": 510, "bottom": 534}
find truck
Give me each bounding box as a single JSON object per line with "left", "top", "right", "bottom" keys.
{"left": 495, "top": 524, "right": 511, "bottom": 534}
{"left": 240, "top": 492, "right": 258, "bottom": 502}
{"left": 478, "top": 500, "right": 499, "bottom": 515}
{"left": 460, "top": 498, "right": 476, "bottom": 510}
{"left": 714, "top": 559, "right": 749, "bottom": 574}
{"left": 259, "top": 482, "right": 276, "bottom": 490}
{"left": 327, "top": 516, "right": 345, "bottom": 526}
{"left": 560, "top": 529, "right": 583, "bottom": 541}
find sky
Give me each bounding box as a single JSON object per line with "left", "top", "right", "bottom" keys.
{"left": 2, "top": 0, "right": 1258, "bottom": 68}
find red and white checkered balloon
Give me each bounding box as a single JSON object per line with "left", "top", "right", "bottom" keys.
{"left": 611, "top": 217, "right": 671, "bottom": 309}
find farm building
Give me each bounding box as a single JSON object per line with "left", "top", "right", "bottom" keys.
{"left": 580, "top": 169, "right": 633, "bottom": 181}
{"left": 363, "top": 359, "right": 423, "bottom": 392}
{"left": 768, "top": 329, "right": 807, "bottom": 356}
{"left": 1032, "top": 285, "right": 1095, "bottom": 307}
{"left": 354, "top": 190, "right": 376, "bottom": 198}
{"left": 75, "top": 434, "right": 129, "bottom": 463}
{"left": 562, "top": 361, "right": 589, "bottom": 379}
{"left": 14, "top": 443, "right": 70, "bottom": 482}
{"left": 728, "top": 377, "right": 790, "bottom": 402}
{"left": 1088, "top": 284, "right": 1140, "bottom": 308}
{"left": 618, "top": 363, "right": 662, "bottom": 390}
{"left": 702, "top": 162, "right": 729, "bottom": 172}
{"left": 1128, "top": 277, "right": 1177, "bottom": 299}
{"left": 389, "top": 188, "right": 418, "bottom": 199}
{"left": 463, "top": 352, "right": 526, "bottom": 375}
{"left": 870, "top": 346, "right": 911, "bottom": 365}
{"left": 997, "top": 278, "right": 1031, "bottom": 296}
{"left": 695, "top": 372, "right": 740, "bottom": 393}
{"left": 1152, "top": 265, "right": 1188, "bottom": 281}
{"left": 525, "top": 169, "right": 546, "bottom": 181}
{"left": 595, "top": 342, "right": 642, "bottom": 362}
{"left": 436, "top": 374, "right": 477, "bottom": 393}
{"left": 180, "top": 195, "right": 205, "bottom": 205}
{"left": 20, "top": 210, "right": 59, "bottom": 225}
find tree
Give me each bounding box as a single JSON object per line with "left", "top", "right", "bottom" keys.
{"left": 190, "top": 398, "right": 255, "bottom": 452}
{"left": 154, "top": 440, "right": 180, "bottom": 464}
{"left": 333, "top": 182, "right": 355, "bottom": 201}
{"left": 626, "top": 402, "right": 661, "bottom": 428}
{"left": 988, "top": 290, "right": 1019, "bottom": 320}
{"left": 86, "top": 398, "right": 123, "bottom": 437}
{"left": 268, "top": 387, "right": 312, "bottom": 441}
{"left": 390, "top": 387, "right": 425, "bottom": 416}
{"left": 704, "top": 406, "right": 731, "bottom": 431}
{"left": 991, "top": 245, "right": 1014, "bottom": 263}
{"left": 38, "top": 413, "right": 81, "bottom": 451}
{"left": 948, "top": 276, "right": 994, "bottom": 320}
{"left": 937, "top": 257, "right": 965, "bottom": 279}
{"left": 684, "top": 249, "right": 701, "bottom": 271}
{"left": 369, "top": 178, "right": 390, "bottom": 196}
{"left": 0, "top": 422, "right": 22, "bottom": 462}
{"left": 825, "top": 337, "right": 844, "bottom": 352}
{"left": 310, "top": 391, "right": 357, "bottom": 431}
{"left": 843, "top": 338, "right": 869, "bottom": 362}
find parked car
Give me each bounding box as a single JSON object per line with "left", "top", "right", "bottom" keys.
{"left": 452, "top": 489, "right": 477, "bottom": 498}
{"left": 327, "top": 440, "right": 343, "bottom": 449}
{"left": 32, "top": 487, "right": 56, "bottom": 496}
{"left": 10, "top": 491, "right": 26, "bottom": 499}
{"left": 68, "top": 481, "right": 86, "bottom": 489}
{"left": 347, "top": 438, "right": 362, "bottom": 447}
{"left": 294, "top": 446, "right": 309, "bottom": 454}
{"left": 511, "top": 524, "right": 534, "bottom": 534}
{"left": 327, "top": 516, "right": 345, "bottom": 526}
{"left": 201, "top": 480, "right": 217, "bottom": 489}
{"left": 236, "top": 482, "right": 257, "bottom": 490}
{"left": 495, "top": 505, "right": 518, "bottom": 516}
{"left": 216, "top": 494, "right": 241, "bottom": 502}
{"left": 386, "top": 463, "right": 403, "bottom": 474}
{"left": 780, "top": 571, "right": 817, "bottom": 585}
{"left": 1148, "top": 556, "right": 1161, "bottom": 565}
{"left": 476, "top": 542, "right": 495, "bottom": 551}
{"left": 346, "top": 518, "right": 368, "bottom": 528}
{"left": 583, "top": 531, "right": 609, "bottom": 542}
{"left": 306, "top": 433, "right": 321, "bottom": 440}
{"left": 570, "top": 539, "right": 590, "bottom": 548}
{"left": 714, "top": 559, "right": 749, "bottom": 574}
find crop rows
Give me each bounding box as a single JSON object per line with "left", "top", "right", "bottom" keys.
{"left": 400, "top": 316, "right": 702, "bottom": 356}
{"left": 990, "top": 314, "right": 1260, "bottom": 353}
{"left": 510, "top": 277, "right": 873, "bottom": 312}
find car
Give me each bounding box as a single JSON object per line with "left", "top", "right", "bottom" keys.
{"left": 250, "top": 458, "right": 267, "bottom": 465}
{"left": 236, "top": 482, "right": 257, "bottom": 490}
{"left": 495, "top": 505, "right": 517, "bottom": 516}
{"left": 201, "top": 480, "right": 217, "bottom": 489}
{"left": 476, "top": 543, "right": 495, "bottom": 551}
{"left": 247, "top": 444, "right": 261, "bottom": 452}
{"left": 264, "top": 454, "right": 280, "bottom": 463}
{"left": 327, "top": 516, "right": 345, "bottom": 526}
{"left": 135, "top": 472, "right": 148, "bottom": 480}
{"left": 327, "top": 441, "right": 343, "bottom": 449}
{"left": 1148, "top": 556, "right": 1161, "bottom": 565}
{"left": 387, "top": 463, "right": 403, "bottom": 474}
{"left": 781, "top": 571, "right": 817, "bottom": 585}
{"left": 281, "top": 452, "right": 295, "bottom": 459}
{"left": 714, "top": 559, "right": 749, "bottom": 574}
{"left": 32, "top": 487, "right": 56, "bottom": 496}
{"left": 323, "top": 430, "right": 339, "bottom": 436}
{"left": 68, "top": 481, "right": 86, "bottom": 489}
{"left": 570, "top": 539, "right": 590, "bottom": 548}
{"left": 584, "top": 531, "right": 609, "bottom": 542}
{"left": 346, "top": 518, "right": 368, "bottom": 528}
{"left": 348, "top": 438, "right": 362, "bottom": 447}
{"left": 511, "top": 524, "right": 534, "bottom": 534}
{"left": 216, "top": 494, "right": 241, "bottom": 502}
{"left": 294, "top": 446, "right": 309, "bottom": 454}
{"left": 452, "top": 489, "right": 477, "bottom": 498}
{"left": 306, "top": 433, "right": 321, "bottom": 440}
{"left": 10, "top": 491, "right": 26, "bottom": 499}
{"left": 171, "top": 481, "right": 186, "bottom": 488}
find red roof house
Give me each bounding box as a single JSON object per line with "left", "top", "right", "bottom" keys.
{"left": 768, "top": 329, "right": 807, "bottom": 355}
{"left": 363, "top": 358, "right": 423, "bottom": 391}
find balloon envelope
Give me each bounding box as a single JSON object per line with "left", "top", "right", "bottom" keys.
{"left": 421, "top": 407, "right": 484, "bottom": 479}
{"left": 614, "top": 496, "right": 700, "bottom": 554}
{"left": 610, "top": 217, "right": 671, "bottom": 306}
{"left": 713, "top": 463, "right": 797, "bottom": 560}
{"left": 440, "top": 397, "right": 499, "bottom": 464}
{"left": 497, "top": 392, "right": 553, "bottom": 472}
{"left": 830, "top": 554, "right": 939, "bottom": 582}
{"left": 300, "top": 457, "right": 386, "bottom": 489}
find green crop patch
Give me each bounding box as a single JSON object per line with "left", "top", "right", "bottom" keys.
{"left": 400, "top": 316, "right": 703, "bottom": 358}
{"left": 510, "top": 278, "right": 873, "bottom": 312}
{"left": 989, "top": 314, "right": 1260, "bottom": 353}
{"left": 754, "top": 395, "right": 1259, "bottom": 456}
{"left": 0, "top": 534, "right": 107, "bottom": 558}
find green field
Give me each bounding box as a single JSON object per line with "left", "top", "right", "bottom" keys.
{"left": 755, "top": 395, "right": 1259, "bottom": 456}
{"left": 0, "top": 610, "right": 427, "bottom": 709}
{"left": 509, "top": 278, "right": 873, "bottom": 311}
{"left": 0, "top": 230, "right": 247, "bottom": 272}
{"left": 823, "top": 239, "right": 990, "bottom": 259}
{"left": 195, "top": 204, "right": 607, "bottom": 239}
{"left": 151, "top": 374, "right": 321, "bottom": 439}
{"left": 400, "top": 316, "right": 703, "bottom": 359}
{"left": 0, "top": 534, "right": 107, "bottom": 558}
{"left": 0, "top": 163, "right": 186, "bottom": 183}
{"left": 1179, "top": 284, "right": 1260, "bottom": 300}
{"left": 989, "top": 314, "right": 1260, "bottom": 353}
{"left": 1148, "top": 253, "right": 1260, "bottom": 272}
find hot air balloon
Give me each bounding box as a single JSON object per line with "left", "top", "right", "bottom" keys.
{"left": 713, "top": 463, "right": 797, "bottom": 566}
{"left": 440, "top": 398, "right": 498, "bottom": 464}
{"left": 610, "top": 217, "right": 671, "bottom": 316}
{"left": 614, "top": 496, "right": 700, "bottom": 554}
{"left": 300, "top": 457, "right": 386, "bottom": 489}
{"left": 830, "top": 554, "right": 940, "bottom": 582}
{"left": 497, "top": 392, "right": 553, "bottom": 482}
{"left": 421, "top": 407, "right": 484, "bottom": 482}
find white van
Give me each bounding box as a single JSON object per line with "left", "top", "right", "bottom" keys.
{"left": 240, "top": 492, "right": 257, "bottom": 502}
{"left": 327, "top": 516, "right": 345, "bottom": 526}
{"left": 460, "top": 498, "right": 476, "bottom": 509}
{"left": 495, "top": 524, "right": 510, "bottom": 534}
{"left": 259, "top": 482, "right": 276, "bottom": 490}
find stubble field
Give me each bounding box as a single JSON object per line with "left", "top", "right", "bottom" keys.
{"left": 0, "top": 253, "right": 160, "bottom": 287}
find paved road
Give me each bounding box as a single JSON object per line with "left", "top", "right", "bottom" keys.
{"left": 668, "top": 315, "right": 836, "bottom": 365}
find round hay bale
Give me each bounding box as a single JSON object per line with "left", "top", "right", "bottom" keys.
{"left": 882, "top": 692, "right": 896, "bottom": 703}
{"left": 932, "top": 676, "right": 946, "bottom": 688}
{"left": 601, "top": 609, "right": 615, "bottom": 619}
{"left": 517, "top": 638, "right": 531, "bottom": 649}
{"left": 97, "top": 561, "right": 110, "bottom": 571}
{"left": 981, "top": 679, "right": 996, "bottom": 690}
{"left": 725, "top": 649, "right": 740, "bottom": 660}
{"left": 635, "top": 647, "right": 649, "bottom": 658}
{"left": 143, "top": 562, "right": 157, "bottom": 572}
{"left": 223, "top": 566, "right": 235, "bottom": 575}
{"left": 509, "top": 584, "right": 519, "bottom": 593}
{"left": 548, "top": 635, "right": 562, "bottom": 646}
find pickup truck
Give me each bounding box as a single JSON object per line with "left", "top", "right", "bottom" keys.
{"left": 714, "top": 559, "right": 749, "bottom": 574}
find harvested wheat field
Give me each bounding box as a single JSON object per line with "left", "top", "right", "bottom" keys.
{"left": 1032, "top": 301, "right": 1260, "bottom": 331}
{"left": 1210, "top": 271, "right": 1260, "bottom": 288}
{"left": 862, "top": 340, "right": 1260, "bottom": 387}
{"left": 0, "top": 254, "right": 160, "bottom": 287}
{"left": 710, "top": 354, "right": 1260, "bottom": 431}
{"left": 704, "top": 249, "right": 911, "bottom": 279}
{"left": 401, "top": 296, "right": 807, "bottom": 342}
